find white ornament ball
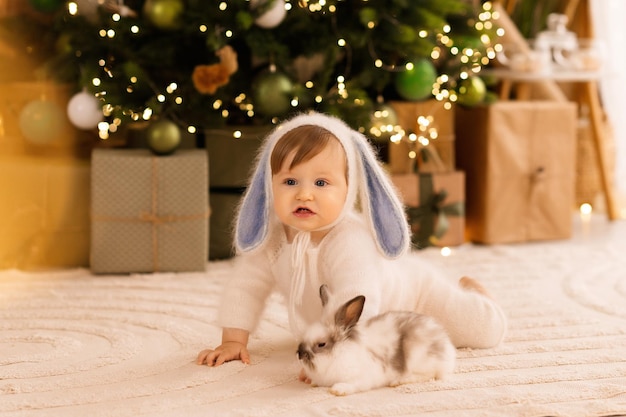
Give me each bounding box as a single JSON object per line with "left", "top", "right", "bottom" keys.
{"left": 67, "top": 91, "right": 104, "bottom": 130}
{"left": 252, "top": 0, "right": 286, "bottom": 29}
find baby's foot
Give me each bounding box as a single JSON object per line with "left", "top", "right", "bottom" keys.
{"left": 459, "top": 276, "right": 493, "bottom": 299}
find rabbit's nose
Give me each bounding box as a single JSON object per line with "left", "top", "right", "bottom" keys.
{"left": 297, "top": 343, "right": 310, "bottom": 360}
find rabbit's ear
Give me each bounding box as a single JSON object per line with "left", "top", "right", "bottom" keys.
{"left": 352, "top": 133, "right": 410, "bottom": 258}
{"left": 319, "top": 284, "right": 330, "bottom": 307}
{"left": 335, "top": 295, "right": 365, "bottom": 330}
{"left": 234, "top": 145, "right": 271, "bottom": 252}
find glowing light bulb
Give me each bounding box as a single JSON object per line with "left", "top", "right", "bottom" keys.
{"left": 580, "top": 203, "right": 592, "bottom": 216}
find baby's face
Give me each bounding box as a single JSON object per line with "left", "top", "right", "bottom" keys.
{"left": 271, "top": 138, "right": 348, "bottom": 237}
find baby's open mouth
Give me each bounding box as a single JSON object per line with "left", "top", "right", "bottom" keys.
{"left": 295, "top": 207, "right": 313, "bottom": 214}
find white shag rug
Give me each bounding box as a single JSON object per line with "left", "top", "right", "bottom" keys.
{"left": 1, "top": 216, "right": 626, "bottom": 417}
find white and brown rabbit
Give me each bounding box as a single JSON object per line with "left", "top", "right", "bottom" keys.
{"left": 297, "top": 284, "right": 456, "bottom": 396}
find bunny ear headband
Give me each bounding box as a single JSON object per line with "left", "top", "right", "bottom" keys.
{"left": 235, "top": 112, "right": 410, "bottom": 258}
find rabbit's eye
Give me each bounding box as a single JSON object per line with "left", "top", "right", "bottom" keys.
{"left": 317, "top": 342, "right": 326, "bottom": 349}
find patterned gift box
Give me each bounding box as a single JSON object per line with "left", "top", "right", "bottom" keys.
{"left": 391, "top": 171, "right": 465, "bottom": 248}
{"left": 91, "top": 149, "right": 209, "bottom": 274}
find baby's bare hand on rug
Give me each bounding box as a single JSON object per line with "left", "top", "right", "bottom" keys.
{"left": 196, "top": 342, "right": 250, "bottom": 366}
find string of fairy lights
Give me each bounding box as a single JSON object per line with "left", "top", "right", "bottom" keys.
{"left": 63, "top": 0, "right": 503, "bottom": 144}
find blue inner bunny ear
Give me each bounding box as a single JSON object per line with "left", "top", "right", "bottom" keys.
{"left": 355, "top": 137, "right": 409, "bottom": 258}
{"left": 235, "top": 152, "right": 269, "bottom": 252}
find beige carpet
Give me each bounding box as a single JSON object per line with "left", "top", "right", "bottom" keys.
{"left": 1, "top": 216, "right": 626, "bottom": 417}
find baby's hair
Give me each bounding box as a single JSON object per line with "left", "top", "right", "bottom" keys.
{"left": 270, "top": 124, "right": 342, "bottom": 174}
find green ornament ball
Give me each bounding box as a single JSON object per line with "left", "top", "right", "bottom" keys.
{"left": 252, "top": 70, "right": 294, "bottom": 116}
{"left": 143, "top": 0, "right": 184, "bottom": 31}
{"left": 394, "top": 59, "right": 438, "bottom": 101}
{"left": 28, "top": 0, "right": 64, "bottom": 13}
{"left": 456, "top": 76, "right": 487, "bottom": 107}
{"left": 19, "top": 100, "right": 64, "bottom": 145}
{"left": 146, "top": 119, "right": 181, "bottom": 155}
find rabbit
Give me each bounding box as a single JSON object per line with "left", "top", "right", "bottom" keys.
{"left": 296, "top": 284, "right": 456, "bottom": 396}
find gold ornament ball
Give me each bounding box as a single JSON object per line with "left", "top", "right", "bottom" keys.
{"left": 369, "top": 104, "right": 399, "bottom": 143}
{"left": 252, "top": 70, "right": 294, "bottom": 116}
{"left": 143, "top": 0, "right": 184, "bottom": 30}
{"left": 456, "top": 76, "right": 487, "bottom": 107}
{"left": 146, "top": 119, "right": 181, "bottom": 155}
{"left": 19, "top": 100, "right": 65, "bottom": 145}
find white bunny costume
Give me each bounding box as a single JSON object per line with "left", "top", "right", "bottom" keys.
{"left": 217, "top": 112, "right": 507, "bottom": 349}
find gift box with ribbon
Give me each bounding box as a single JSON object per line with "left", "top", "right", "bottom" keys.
{"left": 391, "top": 169, "right": 465, "bottom": 249}
{"left": 90, "top": 149, "right": 209, "bottom": 274}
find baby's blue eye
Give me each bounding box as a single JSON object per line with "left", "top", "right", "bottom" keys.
{"left": 315, "top": 179, "right": 328, "bottom": 187}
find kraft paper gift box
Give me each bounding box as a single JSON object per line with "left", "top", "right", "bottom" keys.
{"left": 91, "top": 149, "right": 209, "bottom": 273}
{"left": 0, "top": 155, "right": 90, "bottom": 269}
{"left": 391, "top": 171, "right": 465, "bottom": 248}
{"left": 389, "top": 100, "right": 456, "bottom": 174}
{"left": 454, "top": 101, "right": 577, "bottom": 244}
{"left": 205, "top": 126, "right": 268, "bottom": 259}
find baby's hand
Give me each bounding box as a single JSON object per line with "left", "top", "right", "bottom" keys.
{"left": 196, "top": 342, "right": 250, "bottom": 366}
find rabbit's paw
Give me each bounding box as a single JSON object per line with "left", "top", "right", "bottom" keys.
{"left": 329, "top": 382, "right": 358, "bottom": 396}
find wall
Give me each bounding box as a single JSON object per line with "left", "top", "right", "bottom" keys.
{"left": 591, "top": 0, "right": 626, "bottom": 218}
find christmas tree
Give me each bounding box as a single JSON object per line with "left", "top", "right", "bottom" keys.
{"left": 2, "top": 0, "right": 500, "bottom": 142}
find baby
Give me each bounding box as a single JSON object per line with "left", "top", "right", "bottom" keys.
{"left": 197, "top": 112, "right": 507, "bottom": 372}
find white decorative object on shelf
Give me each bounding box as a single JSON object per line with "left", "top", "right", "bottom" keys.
{"left": 497, "top": 13, "right": 605, "bottom": 75}
{"left": 534, "top": 13, "right": 578, "bottom": 69}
